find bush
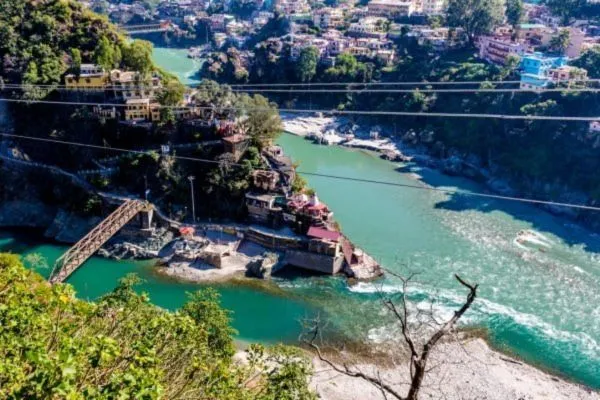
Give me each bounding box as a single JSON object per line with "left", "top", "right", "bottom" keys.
{"left": 0, "top": 254, "right": 315, "bottom": 399}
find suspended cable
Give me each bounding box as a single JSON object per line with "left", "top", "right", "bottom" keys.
{"left": 0, "top": 98, "right": 597, "bottom": 121}
{"left": 1, "top": 132, "right": 599, "bottom": 212}
{"left": 2, "top": 83, "right": 599, "bottom": 94}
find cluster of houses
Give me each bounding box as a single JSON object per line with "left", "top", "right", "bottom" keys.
{"left": 474, "top": 3, "right": 600, "bottom": 92}
{"left": 65, "top": 64, "right": 167, "bottom": 123}
{"left": 476, "top": 24, "right": 592, "bottom": 91}
{"left": 244, "top": 145, "right": 380, "bottom": 278}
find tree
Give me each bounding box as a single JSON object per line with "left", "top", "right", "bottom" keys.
{"left": 235, "top": 94, "right": 283, "bottom": 150}
{"left": 158, "top": 79, "right": 185, "bottom": 106}
{"left": 572, "top": 47, "right": 600, "bottom": 78}
{"left": 499, "top": 53, "right": 521, "bottom": 80}
{"left": 550, "top": 29, "right": 571, "bottom": 55}
{"left": 122, "top": 39, "right": 153, "bottom": 75}
{"left": 296, "top": 46, "right": 319, "bottom": 83}
{"left": 181, "top": 289, "right": 237, "bottom": 358}
{"left": 447, "top": 0, "right": 504, "bottom": 43}
{"left": 428, "top": 15, "right": 444, "bottom": 29}
{"left": 70, "top": 48, "right": 81, "bottom": 77}
{"left": 505, "top": 0, "right": 524, "bottom": 28}
{"left": 543, "top": 0, "right": 586, "bottom": 25}
{"left": 302, "top": 273, "right": 478, "bottom": 400}
{"left": 0, "top": 254, "right": 316, "bottom": 399}
{"left": 94, "top": 36, "right": 119, "bottom": 70}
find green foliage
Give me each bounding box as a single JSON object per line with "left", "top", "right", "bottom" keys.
{"left": 246, "top": 13, "right": 290, "bottom": 48}
{"left": 235, "top": 94, "right": 283, "bottom": 150}
{"left": 428, "top": 15, "right": 444, "bottom": 29}
{"left": 296, "top": 46, "right": 319, "bottom": 83}
{"left": 0, "top": 255, "right": 315, "bottom": 399}
{"left": 543, "top": 0, "right": 586, "bottom": 25}
{"left": 202, "top": 48, "right": 250, "bottom": 83}
{"left": 182, "top": 290, "right": 237, "bottom": 358}
{"left": 447, "top": 0, "right": 504, "bottom": 41}
{"left": 93, "top": 36, "right": 119, "bottom": 70}
{"left": 505, "top": 0, "right": 524, "bottom": 28}
{"left": 572, "top": 48, "right": 600, "bottom": 78}
{"left": 122, "top": 40, "right": 154, "bottom": 75}
{"left": 550, "top": 29, "right": 571, "bottom": 55}
{"left": 70, "top": 48, "right": 82, "bottom": 76}
{"left": 325, "top": 53, "right": 374, "bottom": 82}
{"left": 158, "top": 80, "right": 186, "bottom": 106}
{"left": 82, "top": 194, "right": 103, "bottom": 215}
{"left": 0, "top": 0, "right": 124, "bottom": 85}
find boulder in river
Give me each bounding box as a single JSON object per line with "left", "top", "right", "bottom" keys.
{"left": 246, "top": 252, "right": 279, "bottom": 279}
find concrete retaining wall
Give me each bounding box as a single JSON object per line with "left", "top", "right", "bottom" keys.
{"left": 284, "top": 250, "right": 344, "bottom": 275}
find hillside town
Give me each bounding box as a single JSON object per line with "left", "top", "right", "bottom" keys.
{"left": 4, "top": 1, "right": 600, "bottom": 399}
{"left": 78, "top": 0, "right": 600, "bottom": 128}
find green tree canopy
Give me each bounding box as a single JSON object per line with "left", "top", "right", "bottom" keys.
{"left": 505, "top": 0, "right": 524, "bottom": 28}
{"left": 550, "top": 29, "right": 571, "bottom": 55}
{"left": 296, "top": 46, "right": 319, "bottom": 82}
{"left": 93, "top": 36, "right": 121, "bottom": 70}
{"left": 122, "top": 39, "right": 154, "bottom": 75}
{"left": 543, "top": 0, "right": 586, "bottom": 25}
{"left": 447, "top": 0, "right": 504, "bottom": 42}
{"left": 70, "top": 48, "right": 82, "bottom": 76}
{"left": 0, "top": 253, "right": 315, "bottom": 399}
{"left": 572, "top": 48, "right": 600, "bottom": 78}
{"left": 235, "top": 94, "right": 283, "bottom": 150}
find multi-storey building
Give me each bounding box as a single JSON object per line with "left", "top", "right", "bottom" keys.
{"left": 110, "top": 70, "right": 161, "bottom": 101}
{"left": 519, "top": 53, "right": 571, "bottom": 91}
{"left": 123, "top": 98, "right": 161, "bottom": 122}
{"left": 65, "top": 64, "right": 109, "bottom": 90}
{"left": 348, "top": 17, "right": 388, "bottom": 38}
{"left": 419, "top": 0, "right": 446, "bottom": 15}
{"left": 313, "top": 7, "right": 345, "bottom": 29}
{"left": 367, "top": 0, "right": 414, "bottom": 18}
{"left": 478, "top": 36, "right": 530, "bottom": 65}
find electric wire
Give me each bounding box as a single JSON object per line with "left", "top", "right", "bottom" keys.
{"left": 1, "top": 132, "right": 599, "bottom": 212}
{"left": 0, "top": 98, "right": 597, "bottom": 121}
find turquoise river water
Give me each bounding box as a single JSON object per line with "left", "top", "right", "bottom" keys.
{"left": 3, "top": 134, "right": 600, "bottom": 388}
{"left": 2, "top": 47, "right": 599, "bottom": 388}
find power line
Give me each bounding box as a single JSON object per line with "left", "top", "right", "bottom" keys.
{"left": 3, "top": 83, "right": 599, "bottom": 94}
{"left": 219, "top": 79, "right": 600, "bottom": 88}
{"left": 0, "top": 98, "right": 597, "bottom": 121}
{"left": 1, "top": 131, "right": 599, "bottom": 212}
{"left": 230, "top": 87, "right": 599, "bottom": 94}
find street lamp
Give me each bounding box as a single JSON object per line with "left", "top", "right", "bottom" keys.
{"left": 188, "top": 176, "right": 196, "bottom": 223}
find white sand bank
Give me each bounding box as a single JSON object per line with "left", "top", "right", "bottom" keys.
{"left": 311, "top": 338, "right": 599, "bottom": 400}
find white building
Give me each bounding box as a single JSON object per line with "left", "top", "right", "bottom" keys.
{"left": 420, "top": 0, "right": 445, "bottom": 15}
{"left": 367, "top": 0, "right": 414, "bottom": 18}
{"left": 313, "top": 7, "right": 344, "bottom": 29}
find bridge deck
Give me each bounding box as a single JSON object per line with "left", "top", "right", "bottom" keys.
{"left": 49, "top": 200, "right": 148, "bottom": 284}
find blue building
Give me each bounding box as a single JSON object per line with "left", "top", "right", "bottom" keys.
{"left": 519, "top": 52, "right": 569, "bottom": 91}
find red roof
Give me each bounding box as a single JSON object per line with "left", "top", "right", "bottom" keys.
{"left": 307, "top": 227, "right": 341, "bottom": 242}
{"left": 179, "top": 226, "right": 195, "bottom": 236}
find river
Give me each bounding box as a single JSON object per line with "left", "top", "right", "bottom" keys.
{"left": 3, "top": 133, "right": 600, "bottom": 388}
{"left": 3, "top": 47, "right": 600, "bottom": 388}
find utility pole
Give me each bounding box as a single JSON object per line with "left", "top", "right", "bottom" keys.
{"left": 188, "top": 175, "right": 196, "bottom": 223}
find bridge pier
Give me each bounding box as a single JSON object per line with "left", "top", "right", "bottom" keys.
{"left": 139, "top": 209, "right": 154, "bottom": 230}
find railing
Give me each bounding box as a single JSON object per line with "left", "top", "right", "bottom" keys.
{"left": 49, "top": 200, "right": 148, "bottom": 284}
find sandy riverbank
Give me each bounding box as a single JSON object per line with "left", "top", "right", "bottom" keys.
{"left": 157, "top": 255, "right": 250, "bottom": 283}
{"left": 282, "top": 114, "right": 405, "bottom": 155}
{"left": 310, "top": 337, "right": 599, "bottom": 400}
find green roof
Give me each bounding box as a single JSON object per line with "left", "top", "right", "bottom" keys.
{"left": 519, "top": 23, "right": 547, "bottom": 29}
